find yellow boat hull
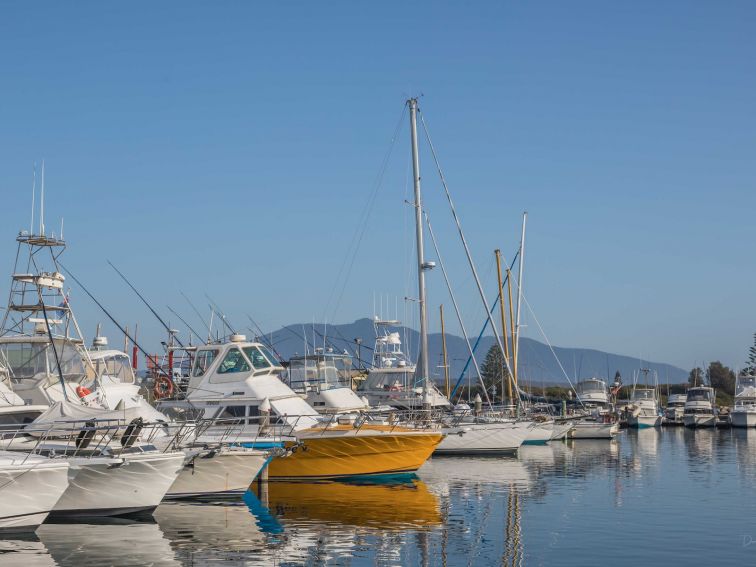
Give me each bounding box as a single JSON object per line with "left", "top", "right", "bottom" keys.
{"left": 268, "top": 426, "right": 442, "bottom": 480}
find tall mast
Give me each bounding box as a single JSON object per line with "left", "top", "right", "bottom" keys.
{"left": 514, "top": 211, "right": 527, "bottom": 392}
{"left": 495, "top": 249, "right": 511, "bottom": 406}
{"left": 408, "top": 98, "right": 431, "bottom": 407}
{"left": 440, "top": 304, "right": 450, "bottom": 399}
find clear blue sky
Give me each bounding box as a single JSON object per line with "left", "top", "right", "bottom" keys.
{"left": 0, "top": 1, "right": 754, "bottom": 371}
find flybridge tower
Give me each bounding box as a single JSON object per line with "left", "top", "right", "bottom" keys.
{"left": 0, "top": 173, "right": 85, "bottom": 346}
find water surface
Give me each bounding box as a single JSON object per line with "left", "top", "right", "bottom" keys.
{"left": 2, "top": 428, "right": 755, "bottom": 566}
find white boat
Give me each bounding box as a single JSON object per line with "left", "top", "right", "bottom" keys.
{"left": 575, "top": 378, "right": 611, "bottom": 408}
{"left": 626, "top": 388, "right": 662, "bottom": 429}
{"left": 731, "top": 375, "right": 756, "bottom": 428}
{"left": 569, "top": 419, "right": 619, "bottom": 439}
{"left": 51, "top": 448, "right": 185, "bottom": 516}
{"left": 435, "top": 418, "right": 531, "bottom": 455}
{"left": 286, "top": 349, "right": 368, "bottom": 413}
{"left": 664, "top": 394, "right": 687, "bottom": 425}
{"left": 550, "top": 420, "right": 576, "bottom": 440}
{"left": 355, "top": 318, "right": 451, "bottom": 410}
{"left": 166, "top": 445, "right": 269, "bottom": 498}
{"left": 683, "top": 386, "right": 717, "bottom": 428}
{"left": 0, "top": 450, "right": 70, "bottom": 531}
{"left": 522, "top": 419, "right": 554, "bottom": 445}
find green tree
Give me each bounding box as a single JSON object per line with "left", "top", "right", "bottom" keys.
{"left": 745, "top": 332, "right": 756, "bottom": 376}
{"left": 707, "top": 361, "right": 736, "bottom": 395}
{"left": 688, "top": 367, "right": 704, "bottom": 387}
{"left": 480, "top": 345, "right": 511, "bottom": 398}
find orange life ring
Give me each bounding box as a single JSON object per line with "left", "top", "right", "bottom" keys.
{"left": 153, "top": 376, "right": 174, "bottom": 400}
{"left": 76, "top": 385, "right": 92, "bottom": 398}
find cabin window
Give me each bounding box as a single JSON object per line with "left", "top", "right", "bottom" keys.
{"left": 218, "top": 348, "right": 251, "bottom": 374}
{"left": 192, "top": 349, "right": 220, "bottom": 377}
{"left": 216, "top": 405, "right": 246, "bottom": 424}
{"left": 243, "top": 346, "right": 272, "bottom": 370}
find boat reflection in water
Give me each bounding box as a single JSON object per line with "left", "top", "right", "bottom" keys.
{"left": 36, "top": 518, "right": 179, "bottom": 567}
{"left": 268, "top": 476, "right": 441, "bottom": 529}
{"left": 0, "top": 534, "right": 55, "bottom": 567}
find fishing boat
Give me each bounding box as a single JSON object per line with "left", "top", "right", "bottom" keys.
{"left": 683, "top": 386, "right": 717, "bottom": 428}
{"left": 0, "top": 214, "right": 144, "bottom": 416}
{"left": 570, "top": 379, "right": 619, "bottom": 438}
{"left": 0, "top": 450, "right": 70, "bottom": 530}
{"left": 158, "top": 335, "right": 442, "bottom": 480}
{"left": 626, "top": 369, "right": 662, "bottom": 428}
{"left": 355, "top": 317, "right": 451, "bottom": 410}
{"left": 730, "top": 374, "right": 756, "bottom": 428}
{"left": 286, "top": 348, "right": 369, "bottom": 413}
{"left": 664, "top": 394, "right": 687, "bottom": 425}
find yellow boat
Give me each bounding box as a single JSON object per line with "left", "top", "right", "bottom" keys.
{"left": 162, "top": 337, "right": 443, "bottom": 481}
{"left": 269, "top": 424, "right": 443, "bottom": 480}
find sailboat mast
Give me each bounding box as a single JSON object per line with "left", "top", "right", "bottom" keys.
{"left": 514, "top": 211, "right": 527, "bottom": 391}
{"left": 408, "top": 98, "right": 431, "bottom": 407}
{"left": 440, "top": 304, "right": 450, "bottom": 399}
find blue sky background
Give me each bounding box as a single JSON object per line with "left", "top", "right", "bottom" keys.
{"left": 0, "top": 1, "right": 754, "bottom": 370}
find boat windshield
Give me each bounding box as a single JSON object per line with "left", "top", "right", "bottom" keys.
{"left": 88, "top": 353, "right": 135, "bottom": 384}
{"left": 632, "top": 389, "right": 655, "bottom": 401}
{"left": 289, "top": 355, "right": 352, "bottom": 389}
{"left": 242, "top": 346, "right": 276, "bottom": 370}
{"left": 358, "top": 369, "right": 412, "bottom": 392}
{"left": 686, "top": 389, "right": 713, "bottom": 402}
{"left": 0, "top": 341, "right": 85, "bottom": 383}
{"left": 578, "top": 381, "right": 605, "bottom": 394}
{"left": 736, "top": 376, "right": 756, "bottom": 398}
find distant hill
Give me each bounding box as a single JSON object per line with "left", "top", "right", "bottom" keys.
{"left": 262, "top": 318, "right": 688, "bottom": 388}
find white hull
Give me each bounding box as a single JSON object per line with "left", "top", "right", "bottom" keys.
{"left": 523, "top": 421, "right": 554, "bottom": 444}
{"left": 0, "top": 454, "right": 70, "bottom": 531}
{"left": 435, "top": 421, "right": 530, "bottom": 455}
{"left": 628, "top": 414, "right": 662, "bottom": 428}
{"left": 731, "top": 410, "right": 756, "bottom": 428}
{"left": 167, "top": 447, "right": 269, "bottom": 498}
{"left": 683, "top": 414, "right": 717, "bottom": 428}
{"left": 569, "top": 421, "right": 619, "bottom": 439}
{"left": 52, "top": 451, "right": 184, "bottom": 516}
{"left": 550, "top": 422, "right": 575, "bottom": 440}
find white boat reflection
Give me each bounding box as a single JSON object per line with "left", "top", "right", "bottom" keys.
{"left": 0, "top": 535, "right": 55, "bottom": 567}
{"left": 36, "top": 519, "right": 178, "bottom": 567}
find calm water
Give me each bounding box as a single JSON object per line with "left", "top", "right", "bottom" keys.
{"left": 3, "top": 427, "right": 756, "bottom": 566}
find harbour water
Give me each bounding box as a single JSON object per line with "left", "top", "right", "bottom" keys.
{"left": 3, "top": 428, "right": 755, "bottom": 566}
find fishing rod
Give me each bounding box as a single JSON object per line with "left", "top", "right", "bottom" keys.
{"left": 180, "top": 291, "right": 211, "bottom": 335}
{"left": 167, "top": 305, "right": 203, "bottom": 344}
{"left": 60, "top": 262, "right": 169, "bottom": 377}
{"left": 108, "top": 260, "right": 185, "bottom": 348}
{"left": 245, "top": 314, "right": 285, "bottom": 360}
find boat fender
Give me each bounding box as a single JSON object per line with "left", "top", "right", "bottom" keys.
{"left": 76, "top": 385, "right": 92, "bottom": 398}
{"left": 121, "top": 417, "right": 144, "bottom": 448}
{"left": 75, "top": 420, "right": 97, "bottom": 450}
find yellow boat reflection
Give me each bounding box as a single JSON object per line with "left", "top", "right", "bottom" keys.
{"left": 267, "top": 477, "right": 441, "bottom": 528}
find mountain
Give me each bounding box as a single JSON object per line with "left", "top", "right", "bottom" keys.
{"left": 262, "top": 318, "right": 688, "bottom": 388}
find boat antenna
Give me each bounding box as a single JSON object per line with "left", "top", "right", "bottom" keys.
{"left": 30, "top": 163, "right": 36, "bottom": 235}
{"left": 39, "top": 160, "right": 45, "bottom": 236}
{"left": 204, "top": 293, "right": 236, "bottom": 335}
{"left": 108, "top": 260, "right": 184, "bottom": 348}
{"left": 60, "top": 262, "right": 168, "bottom": 376}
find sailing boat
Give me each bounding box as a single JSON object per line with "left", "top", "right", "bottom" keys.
{"left": 403, "top": 98, "right": 530, "bottom": 454}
